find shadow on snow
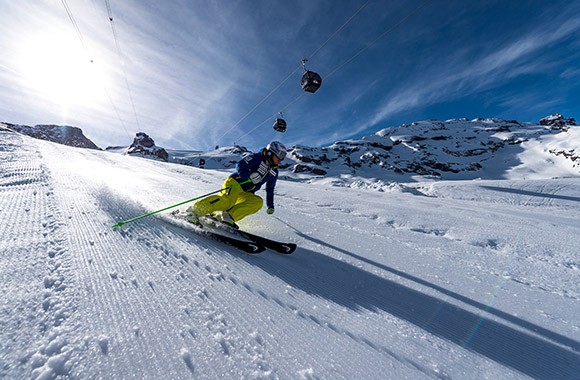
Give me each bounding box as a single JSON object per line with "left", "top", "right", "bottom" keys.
{"left": 103, "top": 191, "right": 579, "bottom": 380}
{"left": 249, "top": 234, "right": 580, "bottom": 380}
{"left": 481, "top": 185, "right": 580, "bottom": 203}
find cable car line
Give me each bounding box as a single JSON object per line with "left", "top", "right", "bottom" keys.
{"left": 229, "top": 0, "right": 432, "bottom": 148}
{"left": 305, "top": 0, "right": 372, "bottom": 62}
{"left": 214, "top": 65, "right": 301, "bottom": 146}
{"left": 104, "top": 0, "right": 142, "bottom": 130}
{"left": 217, "top": 0, "right": 372, "bottom": 147}
{"left": 97, "top": 73, "right": 132, "bottom": 138}
{"left": 236, "top": 92, "right": 307, "bottom": 145}
{"left": 60, "top": 0, "right": 92, "bottom": 62}
{"left": 326, "top": 0, "right": 432, "bottom": 80}
{"left": 59, "top": 0, "right": 131, "bottom": 139}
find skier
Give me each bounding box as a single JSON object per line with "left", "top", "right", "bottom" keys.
{"left": 189, "top": 141, "right": 287, "bottom": 229}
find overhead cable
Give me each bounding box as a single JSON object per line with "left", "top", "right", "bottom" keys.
{"left": 104, "top": 0, "right": 142, "bottom": 130}
{"left": 61, "top": 0, "right": 92, "bottom": 61}
{"left": 218, "top": 0, "right": 372, "bottom": 148}
{"left": 234, "top": 0, "right": 433, "bottom": 147}
{"left": 306, "top": 0, "right": 372, "bottom": 61}
{"left": 59, "top": 0, "right": 131, "bottom": 138}
{"left": 326, "top": 0, "right": 432, "bottom": 80}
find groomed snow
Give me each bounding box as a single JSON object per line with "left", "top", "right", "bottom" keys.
{"left": 1, "top": 130, "right": 579, "bottom": 379}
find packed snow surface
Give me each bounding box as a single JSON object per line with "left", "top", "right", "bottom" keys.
{"left": 1, "top": 130, "right": 579, "bottom": 379}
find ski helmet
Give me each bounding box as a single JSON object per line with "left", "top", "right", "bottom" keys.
{"left": 266, "top": 141, "right": 287, "bottom": 160}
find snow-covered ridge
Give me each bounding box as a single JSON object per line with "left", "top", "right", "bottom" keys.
{"left": 160, "top": 114, "right": 578, "bottom": 183}
{"left": 285, "top": 115, "right": 578, "bottom": 182}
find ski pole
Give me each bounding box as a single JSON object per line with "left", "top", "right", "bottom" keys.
{"left": 111, "top": 179, "right": 251, "bottom": 229}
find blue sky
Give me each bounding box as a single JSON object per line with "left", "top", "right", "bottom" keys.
{"left": 1, "top": 0, "right": 579, "bottom": 151}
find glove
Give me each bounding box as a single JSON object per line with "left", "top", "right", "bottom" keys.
{"left": 249, "top": 172, "right": 261, "bottom": 184}
{"left": 266, "top": 207, "right": 275, "bottom": 215}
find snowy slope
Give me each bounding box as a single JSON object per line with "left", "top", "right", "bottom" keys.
{"left": 1, "top": 129, "right": 579, "bottom": 379}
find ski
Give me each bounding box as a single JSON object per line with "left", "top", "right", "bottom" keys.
{"left": 169, "top": 211, "right": 265, "bottom": 254}
{"left": 198, "top": 228, "right": 265, "bottom": 254}
{"left": 237, "top": 230, "right": 296, "bottom": 254}
{"left": 199, "top": 216, "right": 297, "bottom": 254}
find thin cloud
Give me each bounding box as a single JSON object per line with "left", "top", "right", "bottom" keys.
{"left": 368, "top": 8, "right": 580, "bottom": 127}
{"left": 1, "top": 1, "right": 578, "bottom": 150}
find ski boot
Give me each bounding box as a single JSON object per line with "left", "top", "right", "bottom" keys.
{"left": 217, "top": 211, "right": 239, "bottom": 230}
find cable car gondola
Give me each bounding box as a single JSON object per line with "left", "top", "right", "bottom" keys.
{"left": 301, "top": 59, "right": 322, "bottom": 93}
{"left": 273, "top": 112, "right": 287, "bottom": 132}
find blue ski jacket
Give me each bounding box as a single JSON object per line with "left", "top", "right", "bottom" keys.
{"left": 230, "top": 150, "right": 278, "bottom": 208}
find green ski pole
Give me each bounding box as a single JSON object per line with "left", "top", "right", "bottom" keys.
{"left": 112, "top": 179, "right": 251, "bottom": 229}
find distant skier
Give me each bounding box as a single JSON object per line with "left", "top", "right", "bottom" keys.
{"left": 189, "top": 141, "right": 287, "bottom": 229}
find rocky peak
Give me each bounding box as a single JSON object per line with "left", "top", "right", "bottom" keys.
{"left": 539, "top": 114, "right": 576, "bottom": 130}
{"left": 133, "top": 132, "right": 156, "bottom": 148}
{"left": 1, "top": 123, "right": 100, "bottom": 150}
{"left": 127, "top": 132, "right": 169, "bottom": 162}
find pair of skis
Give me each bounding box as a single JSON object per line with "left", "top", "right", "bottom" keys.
{"left": 171, "top": 211, "right": 296, "bottom": 254}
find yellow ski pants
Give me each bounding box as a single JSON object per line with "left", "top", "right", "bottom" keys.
{"left": 192, "top": 177, "right": 263, "bottom": 222}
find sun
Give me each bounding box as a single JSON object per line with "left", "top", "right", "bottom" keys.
{"left": 16, "top": 31, "right": 106, "bottom": 106}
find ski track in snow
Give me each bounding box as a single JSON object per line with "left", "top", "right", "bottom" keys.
{"left": 0, "top": 132, "right": 76, "bottom": 379}
{"left": 1, "top": 130, "right": 579, "bottom": 379}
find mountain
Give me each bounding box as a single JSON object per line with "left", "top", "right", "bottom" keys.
{"left": 159, "top": 114, "right": 579, "bottom": 186}
{"left": 284, "top": 115, "right": 578, "bottom": 182}
{"left": 1, "top": 126, "right": 578, "bottom": 379}
{"left": 4, "top": 114, "right": 578, "bottom": 185}
{"left": 1, "top": 122, "right": 100, "bottom": 150}
{"left": 126, "top": 132, "right": 169, "bottom": 162}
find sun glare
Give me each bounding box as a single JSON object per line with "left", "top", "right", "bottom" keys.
{"left": 17, "top": 32, "right": 106, "bottom": 106}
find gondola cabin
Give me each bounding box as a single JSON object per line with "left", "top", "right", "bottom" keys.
{"left": 301, "top": 70, "right": 322, "bottom": 93}
{"left": 273, "top": 118, "right": 287, "bottom": 132}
